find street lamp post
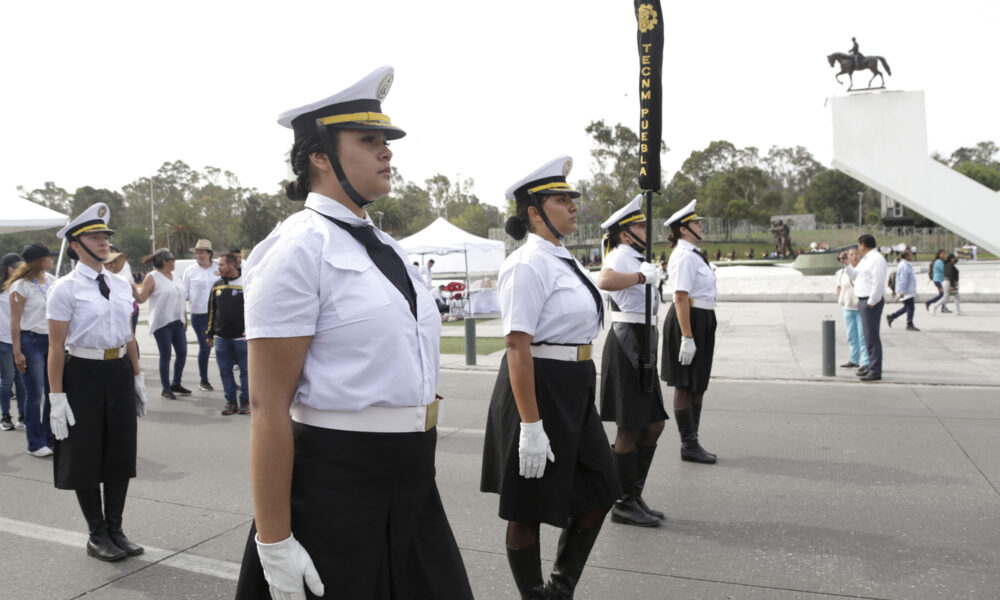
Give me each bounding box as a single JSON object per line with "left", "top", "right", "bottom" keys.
{"left": 857, "top": 190, "right": 864, "bottom": 229}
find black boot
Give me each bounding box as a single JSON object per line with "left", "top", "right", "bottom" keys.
{"left": 634, "top": 445, "right": 665, "bottom": 520}
{"left": 76, "top": 489, "right": 127, "bottom": 562}
{"left": 675, "top": 408, "right": 716, "bottom": 464}
{"left": 546, "top": 525, "right": 602, "bottom": 599}
{"left": 104, "top": 479, "right": 144, "bottom": 556}
{"left": 610, "top": 451, "right": 659, "bottom": 527}
{"left": 506, "top": 543, "right": 551, "bottom": 600}
{"left": 691, "top": 403, "right": 717, "bottom": 461}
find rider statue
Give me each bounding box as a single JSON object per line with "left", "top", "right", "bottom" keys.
{"left": 849, "top": 37, "right": 864, "bottom": 69}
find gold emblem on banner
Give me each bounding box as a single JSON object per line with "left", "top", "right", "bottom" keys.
{"left": 638, "top": 3, "right": 658, "bottom": 32}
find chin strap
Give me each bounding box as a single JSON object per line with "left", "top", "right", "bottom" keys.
{"left": 316, "top": 125, "right": 373, "bottom": 210}
{"left": 682, "top": 223, "right": 702, "bottom": 242}
{"left": 529, "top": 193, "right": 565, "bottom": 241}
{"left": 71, "top": 236, "right": 105, "bottom": 264}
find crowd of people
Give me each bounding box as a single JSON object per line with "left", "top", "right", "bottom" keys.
{"left": 0, "top": 63, "right": 980, "bottom": 599}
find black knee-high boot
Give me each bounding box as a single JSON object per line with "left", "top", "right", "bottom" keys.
{"left": 610, "top": 451, "right": 659, "bottom": 527}
{"left": 691, "top": 403, "right": 716, "bottom": 460}
{"left": 506, "top": 543, "right": 551, "bottom": 600}
{"left": 546, "top": 525, "right": 603, "bottom": 599}
{"left": 674, "top": 408, "right": 716, "bottom": 464}
{"left": 76, "top": 489, "right": 126, "bottom": 562}
{"left": 634, "top": 445, "right": 665, "bottom": 520}
{"left": 103, "top": 479, "right": 144, "bottom": 556}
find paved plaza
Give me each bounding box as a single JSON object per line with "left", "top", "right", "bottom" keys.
{"left": 1, "top": 299, "right": 998, "bottom": 599}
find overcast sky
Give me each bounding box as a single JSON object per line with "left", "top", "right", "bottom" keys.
{"left": 3, "top": 0, "right": 998, "bottom": 212}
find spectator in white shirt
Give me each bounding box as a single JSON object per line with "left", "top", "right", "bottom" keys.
{"left": 845, "top": 234, "right": 887, "bottom": 381}
{"left": 182, "top": 239, "right": 218, "bottom": 391}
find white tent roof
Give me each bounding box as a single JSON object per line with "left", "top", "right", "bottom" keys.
{"left": 2, "top": 197, "right": 69, "bottom": 234}
{"left": 399, "top": 217, "right": 505, "bottom": 274}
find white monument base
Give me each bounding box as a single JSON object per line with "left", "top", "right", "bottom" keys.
{"left": 830, "top": 90, "right": 1000, "bottom": 257}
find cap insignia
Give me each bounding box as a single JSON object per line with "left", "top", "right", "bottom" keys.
{"left": 562, "top": 159, "right": 573, "bottom": 177}
{"left": 98, "top": 206, "right": 107, "bottom": 218}
{"left": 376, "top": 73, "right": 393, "bottom": 101}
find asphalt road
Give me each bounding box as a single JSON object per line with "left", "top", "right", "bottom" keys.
{"left": 1, "top": 302, "right": 998, "bottom": 599}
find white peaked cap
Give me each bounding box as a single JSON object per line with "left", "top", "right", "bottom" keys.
{"left": 505, "top": 156, "right": 581, "bottom": 202}
{"left": 277, "top": 65, "right": 405, "bottom": 140}
{"left": 57, "top": 203, "right": 114, "bottom": 240}
{"left": 663, "top": 199, "right": 704, "bottom": 228}
{"left": 601, "top": 194, "right": 646, "bottom": 230}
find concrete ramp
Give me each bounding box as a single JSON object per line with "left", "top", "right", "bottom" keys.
{"left": 830, "top": 91, "right": 1000, "bottom": 256}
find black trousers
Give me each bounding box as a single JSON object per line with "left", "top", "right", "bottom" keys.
{"left": 857, "top": 298, "right": 884, "bottom": 376}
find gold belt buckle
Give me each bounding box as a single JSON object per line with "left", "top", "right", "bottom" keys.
{"left": 424, "top": 400, "right": 439, "bottom": 431}
{"left": 103, "top": 347, "right": 120, "bottom": 360}
{"left": 576, "top": 345, "right": 592, "bottom": 361}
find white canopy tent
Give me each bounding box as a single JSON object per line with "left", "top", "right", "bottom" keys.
{"left": 399, "top": 217, "right": 505, "bottom": 314}
{"left": 1, "top": 197, "right": 69, "bottom": 234}
{"left": 2, "top": 197, "right": 70, "bottom": 273}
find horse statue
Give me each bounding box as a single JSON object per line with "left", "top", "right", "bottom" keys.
{"left": 827, "top": 52, "right": 892, "bottom": 91}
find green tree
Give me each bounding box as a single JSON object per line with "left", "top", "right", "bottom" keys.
{"left": 17, "top": 182, "right": 72, "bottom": 214}
{"left": 680, "top": 140, "right": 738, "bottom": 187}
{"left": 803, "top": 170, "right": 866, "bottom": 225}
{"left": 70, "top": 186, "right": 125, "bottom": 220}
{"left": 954, "top": 161, "right": 1000, "bottom": 191}
{"left": 451, "top": 202, "right": 490, "bottom": 237}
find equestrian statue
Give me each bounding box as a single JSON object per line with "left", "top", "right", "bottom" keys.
{"left": 827, "top": 37, "right": 891, "bottom": 91}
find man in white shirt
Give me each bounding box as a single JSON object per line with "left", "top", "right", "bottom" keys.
{"left": 182, "top": 239, "right": 217, "bottom": 391}
{"left": 846, "top": 234, "right": 888, "bottom": 381}
{"left": 418, "top": 259, "right": 434, "bottom": 290}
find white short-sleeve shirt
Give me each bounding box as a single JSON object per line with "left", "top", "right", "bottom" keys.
{"left": 183, "top": 263, "right": 217, "bottom": 315}
{"left": 667, "top": 240, "right": 717, "bottom": 301}
{"left": 499, "top": 233, "right": 601, "bottom": 344}
{"left": 8, "top": 273, "right": 56, "bottom": 335}
{"left": 47, "top": 262, "right": 133, "bottom": 349}
{"left": 601, "top": 245, "right": 658, "bottom": 316}
{"left": 243, "top": 193, "right": 441, "bottom": 412}
{"left": 0, "top": 290, "right": 13, "bottom": 344}
{"left": 148, "top": 270, "right": 186, "bottom": 333}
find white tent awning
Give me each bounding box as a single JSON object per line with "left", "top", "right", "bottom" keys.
{"left": 1, "top": 197, "right": 69, "bottom": 234}
{"left": 398, "top": 217, "right": 504, "bottom": 274}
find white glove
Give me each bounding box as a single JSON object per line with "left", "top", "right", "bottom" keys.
{"left": 639, "top": 261, "right": 660, "bottom": 287}
{"left": 49, "top": 393, "right": 75, "bottom": 441}
{"left": 255, "top": 534, "right": 325, "bottom": 599}
{"left": 678, "top": 336, "right": 697, "bottom": 366}
{"left": 134, "top": 374, "right": 147, "bottom": 417}
{"left": 518, "top": 420, "right": 555, "bottom": 479}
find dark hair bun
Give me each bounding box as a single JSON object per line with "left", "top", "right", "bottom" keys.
{"left": 285, "top": 179, "right": 308, "bottom": 201}
{"left": 504, "top": 215, "right": 528, "bottom": 241}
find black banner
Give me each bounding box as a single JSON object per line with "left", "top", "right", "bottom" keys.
{"left": 634, "top": 0, "right": 664, "bottom": 192}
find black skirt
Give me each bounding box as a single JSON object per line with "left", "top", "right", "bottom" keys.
{"left": 53, "top": 355, "right": 136, "bottom": 490}
{"left": 600, "top": 322, "right": 667, "bottom": 429}
{"left": 661, "top": 304, "right": 717, "bottom": 394}
{"left": 236, "top": 423, "right": 473, "bottom": 600}
{"left": 480, "top": 354, "right": 620, "bottom": 527}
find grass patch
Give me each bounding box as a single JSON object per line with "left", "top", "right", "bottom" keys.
{"left": 440, "top": 336, "right": 506, "bottom": 355}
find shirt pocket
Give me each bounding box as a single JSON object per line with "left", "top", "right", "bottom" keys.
{"left": 322, "top": 252, "right": 391, "bottom": 321}
{"left": 553, "top": 272, "right": 592, "bottom": 315}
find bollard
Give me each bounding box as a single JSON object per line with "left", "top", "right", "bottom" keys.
{"left": 822, "top": 317, "right": 835, "bottom": 376}
{"left": 464, "top": 317, "right": 477, "bottom": 366}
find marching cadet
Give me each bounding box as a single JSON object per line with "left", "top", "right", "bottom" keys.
{"left": 235, "top": 66, "right": 473, "bottom": 600}
{"left": 481, "top": 156, "right": 619, "bottom": 599}
{"left": 596, "top": 194, "right": 667, "bottom": 527}
{"left": 661, "top": 199, "right": 718, "bottom": 464}
{"left": 46, "top": 202, "right": 148, "bottom": 562}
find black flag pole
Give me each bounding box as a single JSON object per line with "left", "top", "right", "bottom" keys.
{"left": 634, "top": 0, "right": 663, "bottom": 393}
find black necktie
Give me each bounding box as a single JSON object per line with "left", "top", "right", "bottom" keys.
{"left": 695, "top": 247, "right": 711, "bottom": 266}
{"left": 313, "top": 211, "right": 418, "bottom": 319}
{"left": 559, "top": 257, "right": 604, "bottom": 325}
{"left": 96, "top": 274, "right": 110, "bottom": 300}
